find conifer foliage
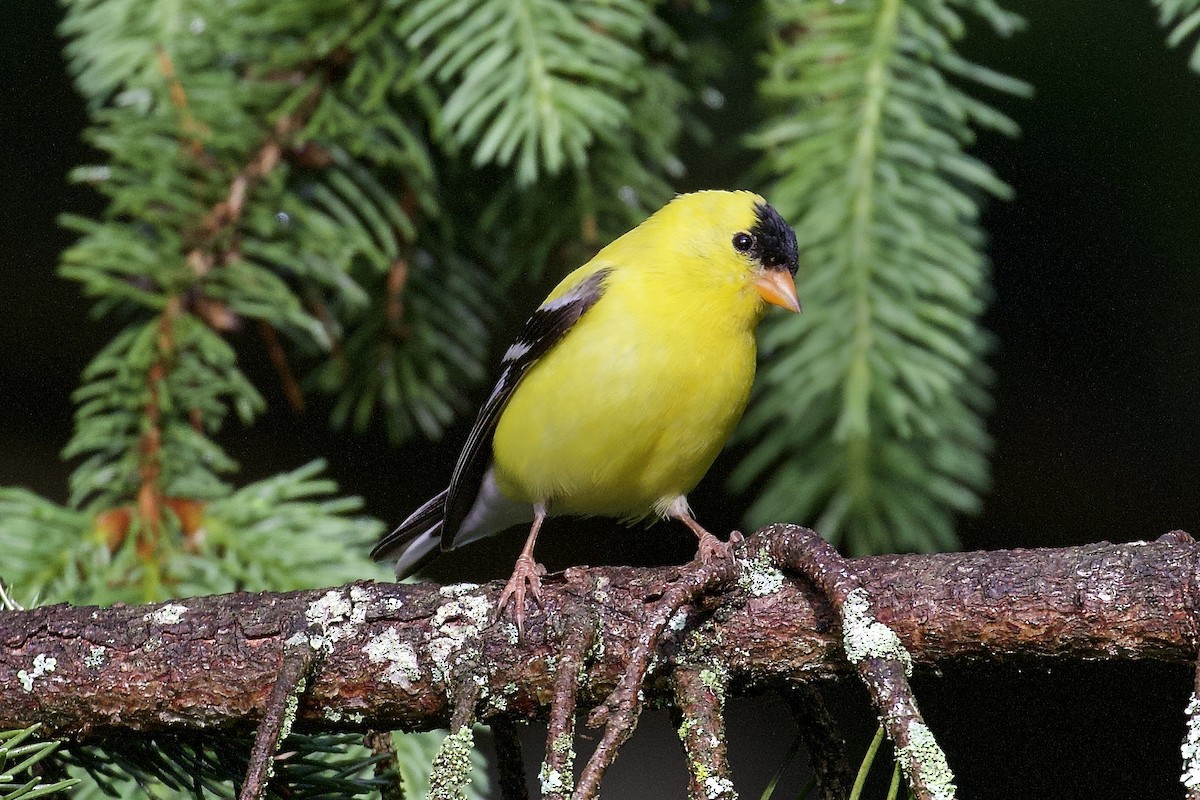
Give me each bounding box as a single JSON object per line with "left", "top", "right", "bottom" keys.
{"left": 734, "top": 0, "right": 1030, "bottom": 554}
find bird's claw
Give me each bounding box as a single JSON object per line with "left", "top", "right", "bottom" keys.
{"left": 696, "top": 530, "right": 743, "bottom": 564}
{"left": 497, "top": 554, "right": 546, "bottom": 639}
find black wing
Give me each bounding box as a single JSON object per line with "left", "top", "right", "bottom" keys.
{"left": 441, "top": 267, "right": 613, "bottom": 548}
{"left": 369, "top": 487, "right": 446, "bottom": 564}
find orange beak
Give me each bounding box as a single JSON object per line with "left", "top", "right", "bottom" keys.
{"left": 754, "top": 269, "right": 801, "bottom": 313}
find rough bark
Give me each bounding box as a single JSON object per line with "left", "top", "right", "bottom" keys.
{"left": 1, "top": 531, "right": 1197, "bottom": 740}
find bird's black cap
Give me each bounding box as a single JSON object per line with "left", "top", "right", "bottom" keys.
{"left": 751, "top": 202, "right": 800, "bottom": 276}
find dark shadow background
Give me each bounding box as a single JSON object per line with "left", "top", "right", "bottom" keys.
{"left": 3, "top": 0, "right": 1199, "bottom": 797}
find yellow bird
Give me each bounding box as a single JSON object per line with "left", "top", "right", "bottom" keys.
{"left": 372, "top": 190, "right": 800, "bottom": 634}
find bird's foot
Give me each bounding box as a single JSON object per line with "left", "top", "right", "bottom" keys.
{"left": 497, "top": 554, "right": 547, "bottom": 639}
{"left": 696, "top": 529, "right": 744, "bottom": 564}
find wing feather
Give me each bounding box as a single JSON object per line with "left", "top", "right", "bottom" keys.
{"left": 369, "top": 488, "right": 447, "bottom": 563}
{"left": 441, "top": 267, "right": 612, "bottom": 548}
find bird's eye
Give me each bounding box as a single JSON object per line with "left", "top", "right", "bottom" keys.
{"left": 732, "top": 232, "right": 755, "bottom": 252}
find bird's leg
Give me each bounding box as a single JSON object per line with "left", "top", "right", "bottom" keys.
{"left": 497, "top": 503, "right": 548, "bottom": 638}
{"left": 668, "top": 499, "right": 743, "bottom": 564}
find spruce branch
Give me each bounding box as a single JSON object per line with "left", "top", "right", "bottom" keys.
{"left": 403, "top": 0, "right": 653, "bottom": 186}
{"left": 0, "top": 725, "right": 78, "bottom": 800}
{"left": 738, "top": 0, "right": 1030, "bottom": 554}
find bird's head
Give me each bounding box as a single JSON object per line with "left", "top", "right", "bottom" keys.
{"left": 736, "top": 198, "right": 801, "bottom": 314}
{"left": 648, "top": 191, "right": 801, "bottom": 315}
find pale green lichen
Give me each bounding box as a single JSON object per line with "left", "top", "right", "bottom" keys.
{"left": 279, "top": 677, "right": 304, "bottom": 742}
{"left": 427, "top": 589, "right": 491, "bottom": 685}
{"left": 429, "top": 726, "right": 475, "bottom": 800}
{"left": 896, "top": 721, "right": 956, "bottom": 800}
{"left": 703, "top": 775, "right": 737, "bottom": 800}
{"left": 1183, "top": 694, "right": 1200, "bottom": 790}
{"left": 285, "top": 631, "right": 314, "bottom": 649}
{"left": 542, "top": 732, "right": 577, "bottom": 794}
{"left": 17, "top": 653, "right": 57, "bottom": 692}
{"left": 668, "top": 608, "right": 690, "bottom": 632}
{"left": 144, "top": 603, "right": 188, "bottom": 625}
{"left": 324, "top": 708, "right": 364, "bottom": 724}
{"left": 439, "top": 582, "right": 481, "bottom": 598}
{"left": 84, "top": 645, "right": 107, "bottom": 669}
{"left": 305, "top": 588, "right": 367, "bottom": 652}
{"left": 698, "top": 666, "right": 727, "bottom": 694}
{"left": 678, "top": 717, "right": 696, "bottom": 739}
{"left": 363, "top": 629, "right": 421, "bottom": 689}
{"left": 841, "top": 588, "right": 913, "bottom": 675}
{"left": 539, "top": 762, "right": 573, "bottom": 796}
{"left": 736, "top": 550, "right": 785, "bottom": 597}
{"left": 588, "top": 626, "right": 605, "bottom": 662}
{"left": 551, "top": 733, "right": 573, "bottom": 756}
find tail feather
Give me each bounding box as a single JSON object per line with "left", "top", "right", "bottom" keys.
{"left": 371, "top": 489, "right": 448, "bottom": 577}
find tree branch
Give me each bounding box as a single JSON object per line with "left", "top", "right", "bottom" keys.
{"left": 2, "top": 528, "right": 1197, "bottom": 740}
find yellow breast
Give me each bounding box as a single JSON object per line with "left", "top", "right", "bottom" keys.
{"left": 491, "top": 263, "right": 762, "bottom": 518}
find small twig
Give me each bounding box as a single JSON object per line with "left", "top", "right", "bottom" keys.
{"left": 153, "top": 45, "right": 207, "bottom": 155}
{"left": 575, "top": 555, "right": 739, "bottom": 799}
{"left": 428, "top": 669, "right": 484, "bottom": 800}
{"left": 364, "top": 730, "right": 406, "bottom": 800}
{"left": 672, "top": 666, "right": 734, "bottom": 800}
{"left": 1176, "top": 529, "right": 1200, "bottom": 798}
{"left": 449, "top": 671, "right": 483, "bottom": 733}
{"left": 1185, "top": 665, "right": 1200, "bottom": 800}
{"left": 238, "top": 637, "right": 316, "bottom": 800}
{"left": 540, "top": 617, "right": 597, "bottom": 800}
{"left": 490, "top": 718, "right": 528, "bottom": 800}
{"left": 258, "top": 319, "right": 306, "bottom": 412}
{"left": 385, "top": 258, "right": 412, "bottom": 339}
{"left": 783, "top": 684, "right": 854, "bottom": 800}
{"left": 757, "top": 524, "right": 955, "bottom": 800}
{"left": 132, "top": 296, "right": 181, "bottom": 569}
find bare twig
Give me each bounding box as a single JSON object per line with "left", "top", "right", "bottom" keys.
{"left": 575, "top": 554, "right": 740, "bottom": 799}
{"left": 1171, "top": 529, "right": 1200, "bottom": 799}
{"left": 540, "top": 617, "right": 596, "bottom": 800}
{"left": 427, "top": 666, "right": 484, "bottom": 800}
{"left": 238, "top": 637, "right": 316, "bottom": 800}
{"left": 757, "top": 524, "right": 954, "bottom": 800}
{"left": 783, "top": 684, "right": 854, "bottom": 800}
{"left": 672, "top": 666, "right": 734, "bottom": 800}
{"left": 490, "top": 718, "right": 528, "bottom": 800}
{"left": 364, "top": 730, "right": 407, "bottom": 800}
{"left": 257, "top": 319, "right": 306, "bottom": 412}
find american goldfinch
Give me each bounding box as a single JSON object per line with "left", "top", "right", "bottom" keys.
{"left": 372, "top": 190, "right": 800, "bottom": 634}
